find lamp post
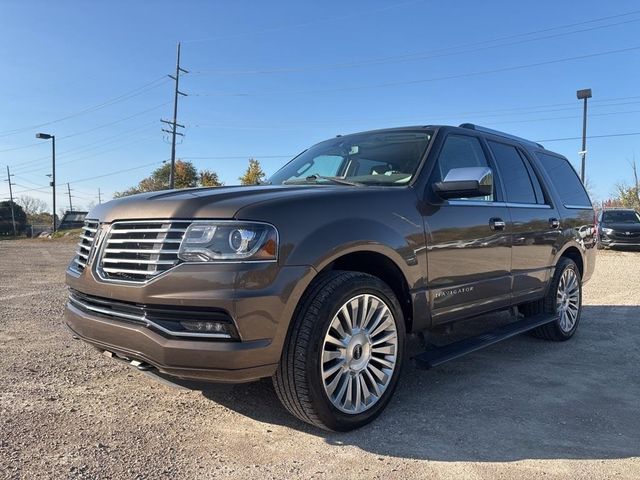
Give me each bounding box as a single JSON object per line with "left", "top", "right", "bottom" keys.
{"left": 36, "top": 133, "right": 56, "bottom": 232}
{"left": 576, "top": 88, "right": 592, "bottom": 184}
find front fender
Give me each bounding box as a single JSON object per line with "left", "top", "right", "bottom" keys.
{"left": 284, "top": 217, "right": 422, "bottom": 286}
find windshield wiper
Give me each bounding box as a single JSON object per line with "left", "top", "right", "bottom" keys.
{"left": 284, "top": 175, "right": 363, "bottom": 186}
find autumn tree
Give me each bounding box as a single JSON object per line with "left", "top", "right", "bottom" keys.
{"left": 614, "top": 157, "right": 640, "bottom": 209}
{"left": 115, "top": 160, "right": 221, "bottom": 197}
{"left": 199, "top": 169, "right": 223, "bottom": 187}
{"left": 239, "top": 158, "right": 266, "bottom": 185}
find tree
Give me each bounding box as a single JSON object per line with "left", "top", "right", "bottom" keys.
{"left": 199, "top": 169, "right": 223, "bottom": 187}
{"left": 0, "top": 201, "right": 27, "bottom": 235}
{"left": 239, "top": 158, "right": 266, "bottom": 185}
{"left": 28, "top": 212, "right": 58, "bottom": 227}
{"left": 614, "top": 157, "right": 640, "bottom": 209}
{"left": 17, "top": 195, "right": 47, "bottom": 218}
{"left": 115, "top": 160, "right": 200, "bottom": 197}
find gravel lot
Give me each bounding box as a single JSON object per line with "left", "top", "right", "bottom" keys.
{"left": 1, "top": 238, "right": 639, "bottom": 479}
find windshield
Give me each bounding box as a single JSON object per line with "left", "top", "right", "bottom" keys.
{"left": 602, "top": 210, "right": 640, "bottom": 224}
{"left": 268, "top": 130, "right": 433, "bottom": 186}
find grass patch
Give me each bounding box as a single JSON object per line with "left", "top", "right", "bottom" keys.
{"left": 51, "top": 228, "right": 82, "bottom": 239}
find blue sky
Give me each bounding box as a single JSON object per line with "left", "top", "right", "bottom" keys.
{"left": 1, "top": 0, "right": 639, "bottom": 210}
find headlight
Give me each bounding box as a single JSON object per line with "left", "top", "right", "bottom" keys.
{"left": 601, "top": 227, "right": 614, "bottom": 235}
{"left": 178, "top": 221, "right": 278, "bottom": 262}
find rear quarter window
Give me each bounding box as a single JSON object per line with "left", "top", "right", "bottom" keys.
{"left": 535, "top": 152, "right": 592, "bottom": 207}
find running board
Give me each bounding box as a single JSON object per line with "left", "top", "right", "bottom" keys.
{"left": 412, "top": 314, "right": 557, "bottom": 369}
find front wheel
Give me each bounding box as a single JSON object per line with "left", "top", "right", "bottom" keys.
{"left": 273, "top": 271, "right": 405, "bottom": 431}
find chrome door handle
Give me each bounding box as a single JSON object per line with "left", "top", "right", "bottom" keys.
{"left": 490, "top": 218, "right": 506, "bottom": 231}
{"left": 549, "top": 218, "right": 560, "bottom": 229}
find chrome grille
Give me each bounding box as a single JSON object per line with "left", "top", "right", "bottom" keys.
{"left": 97, "top": 220, "right": 190, "bottom": 282}
{"left": 73, "top": 219, "right": 99, "bottom": 272}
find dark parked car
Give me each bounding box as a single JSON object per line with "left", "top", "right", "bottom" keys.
{"left": 597, "top": 208, "right": 640, "bottom": 249}
{"left": 65, "top": 124, "right": 596, "bottom": 431}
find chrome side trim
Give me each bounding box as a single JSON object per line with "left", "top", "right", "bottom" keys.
{"left": 68, "top": 296, "right": 232, "bottom": 339}
{"left": 564, "top": 204, "right": 593, "bottom": 210}
{"left": 447, "top": 200, "right": 552, "bottom": 209}
{"left": 505, "top": 202, "right": 552, "bottom": 209}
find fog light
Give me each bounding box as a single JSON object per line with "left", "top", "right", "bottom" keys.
{"left": 180, "top": 320, "right": 231, "bottom": 334}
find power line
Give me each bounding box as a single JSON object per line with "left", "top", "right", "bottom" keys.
{"left": 13, "top": 133, "right": 160, "bottom": 176}
{"left": 537, "top": 131, "right": 640, "bottom": 143}
{"left": 0, "top": 76, "right": 170, "bottom": 138}
{"left": 11, "top": 159, "right": 167, "bottom": 195}
{"left": 182, "top": 0, "right": 427, "bottom": 44}
{"left": 194, "top": 15, "right": 640, "bottom": 76}
{"left": 194, "top": 45, "right": 640, "bottom": 97}
{"left": 10, "top": 124, "right": 158, "bottom": 173}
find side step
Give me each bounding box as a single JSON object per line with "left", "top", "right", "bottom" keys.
{"left": 412, "top": 314, "right": 557, "bottom": 369}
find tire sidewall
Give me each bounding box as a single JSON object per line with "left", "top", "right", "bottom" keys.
{"left": 304, "top": 276, "right": 406, "bottom": 431}
{"left": 551, "top": 259, "right": 582, "bottom": 338}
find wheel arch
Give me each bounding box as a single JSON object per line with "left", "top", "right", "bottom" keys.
{"left": 557, "top": 244, "right": 584, "bottom": 278}
{"left": 317, "top": 249, "right": 415, "bottom": 333}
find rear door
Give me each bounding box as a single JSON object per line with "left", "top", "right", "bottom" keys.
{"left": 486, "top": 140, "right": 561, "bottom": 303}
{"left": 423, "top": 133, "right": 512, "bottom": 324}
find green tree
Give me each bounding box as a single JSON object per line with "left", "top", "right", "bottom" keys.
{"left": 115, "top": 160, "right": 206, "bottom": 197}
{"left": 0, "top": 201, "right": 27, "bottom": 235}
{"left": 199, "top": 169, "right": 223, "bottom": 187}
{"left": 239, "top": 158, "right": 266, "bottom": 185}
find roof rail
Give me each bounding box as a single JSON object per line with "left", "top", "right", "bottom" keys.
{"left": 459, "top": 123, "right": 544, "bottom": 149}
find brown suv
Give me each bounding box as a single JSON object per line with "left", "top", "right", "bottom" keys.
{"left": 65, "top": 124, "right": 596, "bottom": 431}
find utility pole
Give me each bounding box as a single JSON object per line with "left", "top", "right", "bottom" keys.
{"left": 67, "top": 183, "right": 73, "bottom": 211}
{"left": 98, "top": 188, "right": 102, "bottom": 204}
{"left": 5, "top": 165, "right": 17, "bottom": 237}
{"left": 162, "top": 41, "right": 188, "bottom": 189}
{"left": 577, "top": 88, "right": 592, "bottom": 184}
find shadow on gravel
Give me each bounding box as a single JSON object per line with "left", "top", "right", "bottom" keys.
{"left": 193, "top": 305, "right": 640, "bottom": 462}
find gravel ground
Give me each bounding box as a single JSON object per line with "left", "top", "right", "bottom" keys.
{"left": 1, "top": 238, "right": 639, "bottom": 479}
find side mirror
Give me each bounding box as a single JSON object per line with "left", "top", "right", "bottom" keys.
{"left": 434, "top": 167, "right": 493, "bottom": 199}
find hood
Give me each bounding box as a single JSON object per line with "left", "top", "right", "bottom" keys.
{"left": 88, "top": 185, "right": 349, "bottom": 223}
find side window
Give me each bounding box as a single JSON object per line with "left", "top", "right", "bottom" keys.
{"left": 487, "top": 141, "right": 537, "bottom": 204}
{"left": 434, "top": 135, "right": 493, "bottom": 201}
{"left": 535, "top": 152, "right": 592, "bottom": 207}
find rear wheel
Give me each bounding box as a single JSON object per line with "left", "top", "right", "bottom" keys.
{"left": 273, "top": 271, "right": 405, "bottom": 431}
{"left": 524, "top": 257, "right": 582, "bottom": 341}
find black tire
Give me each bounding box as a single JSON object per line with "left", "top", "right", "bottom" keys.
{"left": 272, "top": 271, "right": 406, "bottom": 431}
{"left": 528, "top": 257, "right": 583, "bottom": 341}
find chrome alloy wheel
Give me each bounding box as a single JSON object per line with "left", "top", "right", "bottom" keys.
{"left": 321, "top": 294, "right": 398, "bottom": 414}
{"left": 556, "top": 268, "right": 580, "bottom": 332}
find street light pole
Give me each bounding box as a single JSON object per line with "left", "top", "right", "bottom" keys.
{"left": 576, "top": 88, "right": 592, "bottom": 184}
{"left": 36, "top": 133, "right": 56, "bottom": 232}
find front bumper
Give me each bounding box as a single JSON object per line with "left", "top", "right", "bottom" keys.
{"left": 599, "top": 236, "right": 640, "bottom": 247}
{"left": 65, "top": 262, "right": 316, "bottom": 383}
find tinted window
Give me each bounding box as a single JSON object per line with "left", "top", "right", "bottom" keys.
{"left": 434, "top": 135, "right": 493, "bottom": 201}
{"left": 535, "top": 152, "right": 591, "bottom": 207}
{"left": 488, "top": 141, "right": 536, "bottom": 204}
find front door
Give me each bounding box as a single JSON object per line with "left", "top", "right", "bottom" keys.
{"left": 423, "top": 133, "right": 512, "bottom": 324}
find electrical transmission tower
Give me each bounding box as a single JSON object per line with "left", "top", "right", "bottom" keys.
{"left": 161, "top": 42, "right": 188, "bottom": 189}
